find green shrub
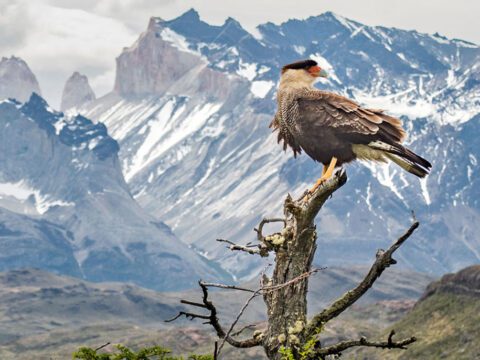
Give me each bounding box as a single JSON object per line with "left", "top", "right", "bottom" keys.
{"left": 72, "top": 344, "right": 213, "bottom": 360}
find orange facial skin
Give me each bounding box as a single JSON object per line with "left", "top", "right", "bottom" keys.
{"left": 307, "top": 65, "right": 322, "bottom": 76}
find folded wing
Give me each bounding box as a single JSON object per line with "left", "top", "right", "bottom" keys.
{"left": 290, "top": 90, "right": 431, "bottom": 177}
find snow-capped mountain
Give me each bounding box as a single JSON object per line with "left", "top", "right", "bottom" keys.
{"left": 0, "top": 93, "right": 231, "bottom": 290}
{"left": 60, "top": 72, "right": 96, "bottom": 111}
{"left": 0, "top": 56, "right": 41, "bottom": 103}
{"left": 78, "top": 10, "right": 480, "bottom": 280}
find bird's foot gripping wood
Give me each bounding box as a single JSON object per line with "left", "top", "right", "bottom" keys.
{"left": 302, "top": 157, "right": 338, "bottom": 202}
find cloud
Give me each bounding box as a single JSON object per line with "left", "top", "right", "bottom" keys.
{"left": 0, "top": 1, "right": 30, "bottom": 50}
{"left": 46, "top": 0, "right": 178, "bottom": 32}
{"left": 0, "top": 1, "right": 136, "bottom": 107}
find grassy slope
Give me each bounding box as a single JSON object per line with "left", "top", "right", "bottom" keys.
{"left": 353, "top": 268, "right": 480, "bottom": 359}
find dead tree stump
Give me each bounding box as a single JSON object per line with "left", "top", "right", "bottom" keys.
{"left": 168, "top": 170, "right": 418, "bottom": 359}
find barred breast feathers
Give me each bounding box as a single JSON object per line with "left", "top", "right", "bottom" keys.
{"left": 270, "top": 90, "right": 303, "bottom": 157}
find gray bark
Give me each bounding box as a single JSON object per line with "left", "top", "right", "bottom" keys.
{"left": 261, "top": 171, "right": 347, "bottom": 359}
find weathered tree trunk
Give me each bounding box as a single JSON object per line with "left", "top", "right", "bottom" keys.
{"left": 262, "top": 173, "right": 347, "bottom": 359}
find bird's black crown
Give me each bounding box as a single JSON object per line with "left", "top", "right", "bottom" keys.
{"left": 281, "top": 59, "right": 318, "bottom": 73}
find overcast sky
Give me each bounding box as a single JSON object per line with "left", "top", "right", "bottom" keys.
{"left": 1, "top": 0, "right": 478, "bottom": 108}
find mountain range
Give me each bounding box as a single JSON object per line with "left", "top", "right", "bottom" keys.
{"left": 80, "top": 10, "right": 480, "bottom": 279}
{"left": 1, "top": 9, "right": 479, "bottom": 285}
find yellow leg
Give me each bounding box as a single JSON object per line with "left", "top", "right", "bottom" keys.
{"left": 321, "top": 164, "right": 328, "bottom": 176}
{"left": 307, "top": 157, "right": 338, "bottom": 195}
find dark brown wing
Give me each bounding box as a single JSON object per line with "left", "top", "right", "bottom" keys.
{"left": 296, "top": 91, "right": 406, "bottom": 145}
{"left": 293, "top": 91, "right": 431, "bottom": 172}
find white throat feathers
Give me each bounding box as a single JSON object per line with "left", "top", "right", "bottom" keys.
{"left": 279, "top": 69, "right": 317, "bottom": 91}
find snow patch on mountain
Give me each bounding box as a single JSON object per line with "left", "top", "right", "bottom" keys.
{"left": 359, "top": 161, "right": 409, "bottom": 205}
{"left": 419, "top": 178, "right": 431, "bottom": 205}
{"left": 353, "top": 89, "right": 436, "bottom": 121}
{"left": 251, "top": 80, "right": 274, "bottom": 98}
{"left": 310, "top": 53, "right": 342, "bottom": 84}
{"left": 0, "top": 180, "right": 74, "bottom": 215}
{"left": 330, "top": 12, "right": 357, "bottom": 31}
{"left": 128, "top": 101, "right": 221, "bottom": 181}
{"left": 294, "top": 45, "right": 306, "bottom": 55}
{"left": 160, "top": 28, "right": 201, "bottom": 57}
{"left": 237, "top": 60, "right": 257, "bottom": 81}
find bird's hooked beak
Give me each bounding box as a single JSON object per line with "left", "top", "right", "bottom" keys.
{"left": 308, "top": 65, "right": 328, "bottom": 78}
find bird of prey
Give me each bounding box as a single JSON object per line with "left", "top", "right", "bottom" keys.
{"left": 271, "top": 59, "right": 432, "bottom": 195}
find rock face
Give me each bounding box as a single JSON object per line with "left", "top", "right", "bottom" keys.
{"left": 0, "top": 56, "right": 41, "bottom": 103}
{"left": 114, "top": 16, "right": 246, "bottom": 100}
{"left": 80, "top": 10, "right": 480, "bottom": 280}
{"left": 421, "top": 265, "right": 480, "bottom": 299}
{"left": 0, "top": 94, "right": 231, "bottom": 290}
{"left": 60, "top": 72, "right": 96, "bottom": 111}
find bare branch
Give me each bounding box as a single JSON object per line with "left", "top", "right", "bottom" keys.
{"left": 217, "top": 263, "right": 271, "bottom": 356}
{"left": 201, "top": 282, "right": 256, "bottom": 293}
{"left": 216, "top": 238, "right": 268, "bottom": 256}
{"left": 216, "top": 217, "right": 286, "bottom": 257}
{"left": 305, "top": 221, "right": 420, "bottom": 338}
{"left": 180, "top": 299, "right": 209, "bottom": 308}
{"left": 231, "top": 324, "right": 257, "bottom": 337}
{"left": 312, "top": 330, "right": 416, "bottom": 357}
{"left": 217, "top": 289, "right": 263, "bottom": 356}
{"left": 164, "top": 281, "right": 262, "bottom": 349}
{"left": 254, "top": 218, "right": 286, "bottom": 242}
{"left": 94, "top": 342, "right": 110, "bottom": 352}
{"left": 164, "top": 311, "right": 210, "bottom": 323}
{"left": 198, "top": 281, "right": 262, "bottom": 349}
{"left": 262, "top": 268, "right": 324, "bottom": 293}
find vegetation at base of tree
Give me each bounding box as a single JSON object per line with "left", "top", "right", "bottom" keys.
{"left": 72, "top": 344, "right": 213, "bottom": 360}
{"left": 278, "top": 336, "right": 318, "bottom": 360}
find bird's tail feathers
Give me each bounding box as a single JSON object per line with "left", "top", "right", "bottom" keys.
{"left": 368, "top": 141, "right": 432, "bottom": 178}
{"left": 383, "top": 153, "right": 429, "bottom": 178}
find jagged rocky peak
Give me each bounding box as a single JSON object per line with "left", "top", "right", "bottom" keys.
{"left": 60, "top": 71, "right": 96, "bottom": 111}
{"left": 114, "top": 12, "right": 244, "bottom": 100}
{"left": 0, "top": 56, "right": 41, "bottom": 103}
{"left": 167, "top": 8, "right": 201, "bottom": 24}
{"left": 147, "top": 17, "right": 164, "bottom": 31}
